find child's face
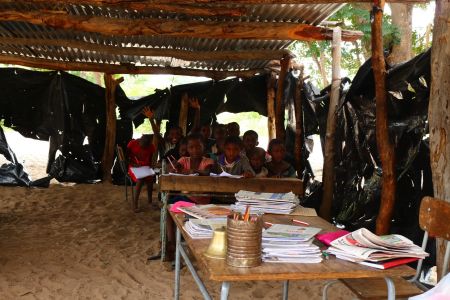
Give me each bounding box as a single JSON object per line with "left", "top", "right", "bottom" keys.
{"left": 200, "top": 125, "right": 211, "bottom": 140}
{"left": 179, "top": 143, "right": 188, "bottom": 157}
{"left": 224, "top": 143, "right": 241, "bottom": 162}
{"left": 226, "top": 123, "right": 240, "bottom": 137}
{"left": 139, "top": 135, "right": 151, "bottom": 148}
{"left": 250, "top": 154, "right": 264, "bottom": 172}
{"left": 243, "top": 134, "right": 258, "bottom": 152}
{"left": 187, "top": 139, "right": 204, "bottom": 158}
{"left": 168, "top": 128, "right": 182, "bottom": 145}
{"left": 270, "top": 144, "right": 285, "bottom": 163}
{"left": 214, "top": 127, "right": 226, "bottom": 141}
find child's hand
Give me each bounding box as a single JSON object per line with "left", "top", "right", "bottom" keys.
{"left": 243, "top": 171, "right": 254, "bottom": 178}
{"left": 142, "top": 106, "right": 154, "bottom": 118}
{"left": 188, "top": 97, "right": 201, "bottom": 110}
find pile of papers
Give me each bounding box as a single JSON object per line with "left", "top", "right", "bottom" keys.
{"left": 184, "top": 218, "right": 227, "bottom": 239}
{"left": 177, "top": 204, "right": 231, "bottom": 219}
{"left": 327, "top": 228, "right": 429, "bottom": 268}
{"left": 262, "top": 224, "right": 322, "bottom": 263}
{"left": 232, "top": 190, "right": 299, "bottom": 215}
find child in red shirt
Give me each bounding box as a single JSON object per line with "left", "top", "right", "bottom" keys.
{"left": 127, "top": 134, "right": 156, "bottom": 212}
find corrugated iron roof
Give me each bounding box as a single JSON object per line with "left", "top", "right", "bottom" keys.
{"left": 0, "top": 2, "right": 344, "bottom": 76}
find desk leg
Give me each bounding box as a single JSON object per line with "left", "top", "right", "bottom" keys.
{"left": 282, "top": 280, "right": 289, "bottom": 300}
{"left": 174, "top": 227, "right": 181, "bottom": 300}
{"left": 384, "top": 277, "right": 396, "bottom": 300}
{"left": 220, "top": 282, "right": 230, "bottom": 300}
{"left": 160, "top": 192, "right": 168, "bottom": 261}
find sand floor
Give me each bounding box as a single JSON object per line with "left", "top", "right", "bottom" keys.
{"left": 0, "top": 183, "right": 354, "bottom": 300}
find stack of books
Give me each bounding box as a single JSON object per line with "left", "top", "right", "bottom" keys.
{"left": 262, "top": 224, "right": 322, "bottom": 263}
{"left": 327, "top": 228, "right": 428, "bottom": 269}
{"left": 183, "top": 218, "right": 227, "bottom": 239}
{"left": 232, "top": 190, "right": 299, "bottom": 215}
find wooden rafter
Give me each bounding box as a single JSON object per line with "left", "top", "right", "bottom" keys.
{"left": 0, "top": 0, "right": 429, "bottom": 8}
{"left": 0, "top": 37, "right": 294, "bottom": 61}
{"left": 0, "top": 10, "right": 363, "bottom": 42}
{"left": 0, "top": 54, "right": 267, "bottom": 79}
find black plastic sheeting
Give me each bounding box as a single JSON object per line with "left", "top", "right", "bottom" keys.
{"left": 0, "top": 69, "right": 269, "bottom": 185}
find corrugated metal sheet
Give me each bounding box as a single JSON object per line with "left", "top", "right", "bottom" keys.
{"left": 0, "top": 2, "right": 344, "bottom": 74}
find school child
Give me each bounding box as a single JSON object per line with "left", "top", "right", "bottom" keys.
{"left": 215, "top": 136, "right": 254, "bottom": 177}
{"left": 142, "top": 106, "right": 183, "bottom": 157}
{"left": 265, "top": 139, "right": 296, "bottom": 178}
{"left": 242, "top": 130, "right": 259, "bottom": 156}
{"left": 248, "top": 147, "right": 268, "bottom": 178}
{"left": 210, "top": 124, "right": 226, "bottom": 157}
{"left": 226, "top": 122, "right": 240, "bottom": 138}
{"left": 163, "top": 137, "right": 188, "bottom": 161}
{"left": 127, "top": 134, "right": 156, "bottom": 212}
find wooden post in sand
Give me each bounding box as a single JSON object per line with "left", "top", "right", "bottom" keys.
{"left": 319, "top": 27, "right": 341, "bottom": 221}
{"left": 428, "top": 0, "right": 450, "bottom": 279}
{"left": 275, "top": 55, "right": 291, "bottom": 140}
{"left": 266, "top": 72, "right": 277, "bottom": 141}
{"left": 102, "top": 74, "right": 123, "bottom": 182}
{"left": 372, "top": 0, "right": 397, "bottom": 235}
{"left": 294, "top": 68, "right": 304, "bottom": 179}
{"left": 178, "top": 92, "right": 189, "bottom": 136}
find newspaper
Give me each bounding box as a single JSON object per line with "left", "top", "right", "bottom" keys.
{"left": 178, "top": 205, "right": 231, "bottom": 219}
{"left": 328, "top": 228, "right": 428, "bottom": 262}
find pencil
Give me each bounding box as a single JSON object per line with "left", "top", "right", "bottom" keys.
{"left": 264, "top": 222, "right": 273, "bottom": 226}
{"left": 292, "top": 219, "right": 309, "bottom": 226}
{"left": 243, "top": 205, "right": 250, "bottom": 222}
{"left": 166, "top": 156, "right": 176, "bottom": 171}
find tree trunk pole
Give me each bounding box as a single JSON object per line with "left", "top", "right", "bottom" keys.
{"left": 275, "top": 54, "right": 291, "bottom": 140}
{"left": 294, "top": 68, "right": 305, "bottom": 179}
{"left": 429, "top": 0, "right": 450, "bottom": 279}
{"left": 266, "top": 73, "right": 277, "bottom": 141}
{"left": 319, "top": 27, "right": 341, "bottom": 221}
{"left": 178, "top": 92, "right": 189, "bottom": 136}
{"left": 372, "top": 0, "right": 397, "bottom": 235}
{"left": 101, "top": 74, "right": 123, "bottom": 182}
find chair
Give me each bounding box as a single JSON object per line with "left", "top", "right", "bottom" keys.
{"left": 116, "top": 145, "right": 134, "bottom": 202}
{"left": 324, "top": 196, "right": 450, "bottom": 300}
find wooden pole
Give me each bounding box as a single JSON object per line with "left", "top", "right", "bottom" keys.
{"left": 101, "top": 74, "right": 123, "bottom": 182}
{"left": 178, "top": 93, "right": 189, "bottom": 136}
{"left": 266, "top": 73, "right": 277, "bottom": 141}
{"left": 319, "top": 27, "right": 341, "bottom": 221}
{"left": 372, "top": 0, "right": 397, "bottom": 235}
{"left": 294, "top": 68, "right": 305, "bottom": 179}
{"left": 0, "top": 10, "right": 363, "bottom": 42}
{"left": 429, "top": 0, "right": 450, "bottom": 279}
{"left": 275, "top": 55, "right": 291, "bottom": 141}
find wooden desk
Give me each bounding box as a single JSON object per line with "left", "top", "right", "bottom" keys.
{"left": 158, "top": 175, "right": 304, "bottom": 260}
{"left": 171, "top": 211, "right": 416, "bottom": 300}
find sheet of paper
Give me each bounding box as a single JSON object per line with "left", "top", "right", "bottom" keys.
{"left": 210, "top": 172, "right": 243, "bottom": 179}
{"left": 129, "top": 166, "right": 155, "bottom": 179}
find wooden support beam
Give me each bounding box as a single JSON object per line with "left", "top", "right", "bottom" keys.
{"left": 429, "top": 0, "right": 450, "bottom": 280}
{"left": 0, "top": 37, "right": 294, "bottom": 62}
{"left": 319, "top": 27, "right": 341, "bottom": 221}
{"left": 373, "top": 0, "right": 397, "bottom": 235}
{"left": 0, "top": 0, "right": 429, "bottom": 7}
{"left": 178, "top": 93, "right": 189, "bottom": 135}
{"left": 266, "top": 73, "right": 277, "bottom": 141}
{"left": 275, "top": 55, "right": 290, "bottom": 140}
{"left": 0, "top": 54, "right": 266, "bottom": 79}
{"left": 294, "top": 68, "right": 304, "bottom": 180}
{"left": 101, "top": 74, "right": 123, "bottom": 182}
{"left": 0, "top": 10, "right": 363, "bottom": 42}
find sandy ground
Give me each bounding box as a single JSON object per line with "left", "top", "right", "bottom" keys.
{"left": 0, "top": 131, "right": 352, "bottom": 299}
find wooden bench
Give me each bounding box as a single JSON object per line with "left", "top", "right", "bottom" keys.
{"left": 336, "top": 197, "right": 450, "bottom": 299}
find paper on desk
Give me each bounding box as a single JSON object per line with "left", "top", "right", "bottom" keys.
{"left": 162, "top": 173, "right": 199, "bottom": 176}
{"left": 129, "top": 166, "right": 155, "bottom": 179}
{"left": 210, "top": 171, "right": 243, "bottom": 179}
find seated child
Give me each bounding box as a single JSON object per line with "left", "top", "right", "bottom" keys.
{"left": 248, "top": 147, "right": 268, "bottom": 178}
{"left": 209, "top": 124, "right": 226, "bottom": 160}
{"left": 226, "top": 122, "right": 240, "bottom": 137}
{"left": 164, "top": 137, "right": 188, "bottom": 161}
{"left": 214, "top": 136, "right": 254, "bottom": 178}
{"left": 242, "top": 130, "right": 259, "bottom": 157}
{"left": 127, "top": 134, "right": 156, "bottom": 212}
{"left": 173, "top": 134, "right": 214, "bottom": 179}
{"left": 265, "top": 139, "right": 296, "bottom": 178}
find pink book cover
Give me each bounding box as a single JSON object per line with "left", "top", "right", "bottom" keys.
{"left": 316, "top": 230, "right": 349, "bottom": 246}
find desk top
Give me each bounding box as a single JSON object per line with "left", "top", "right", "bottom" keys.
{"left": 160, "top": 175, "right": 303, "bottom": 195}
{"left": 170, "top": 211, "right": 416, "bottom": 282}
